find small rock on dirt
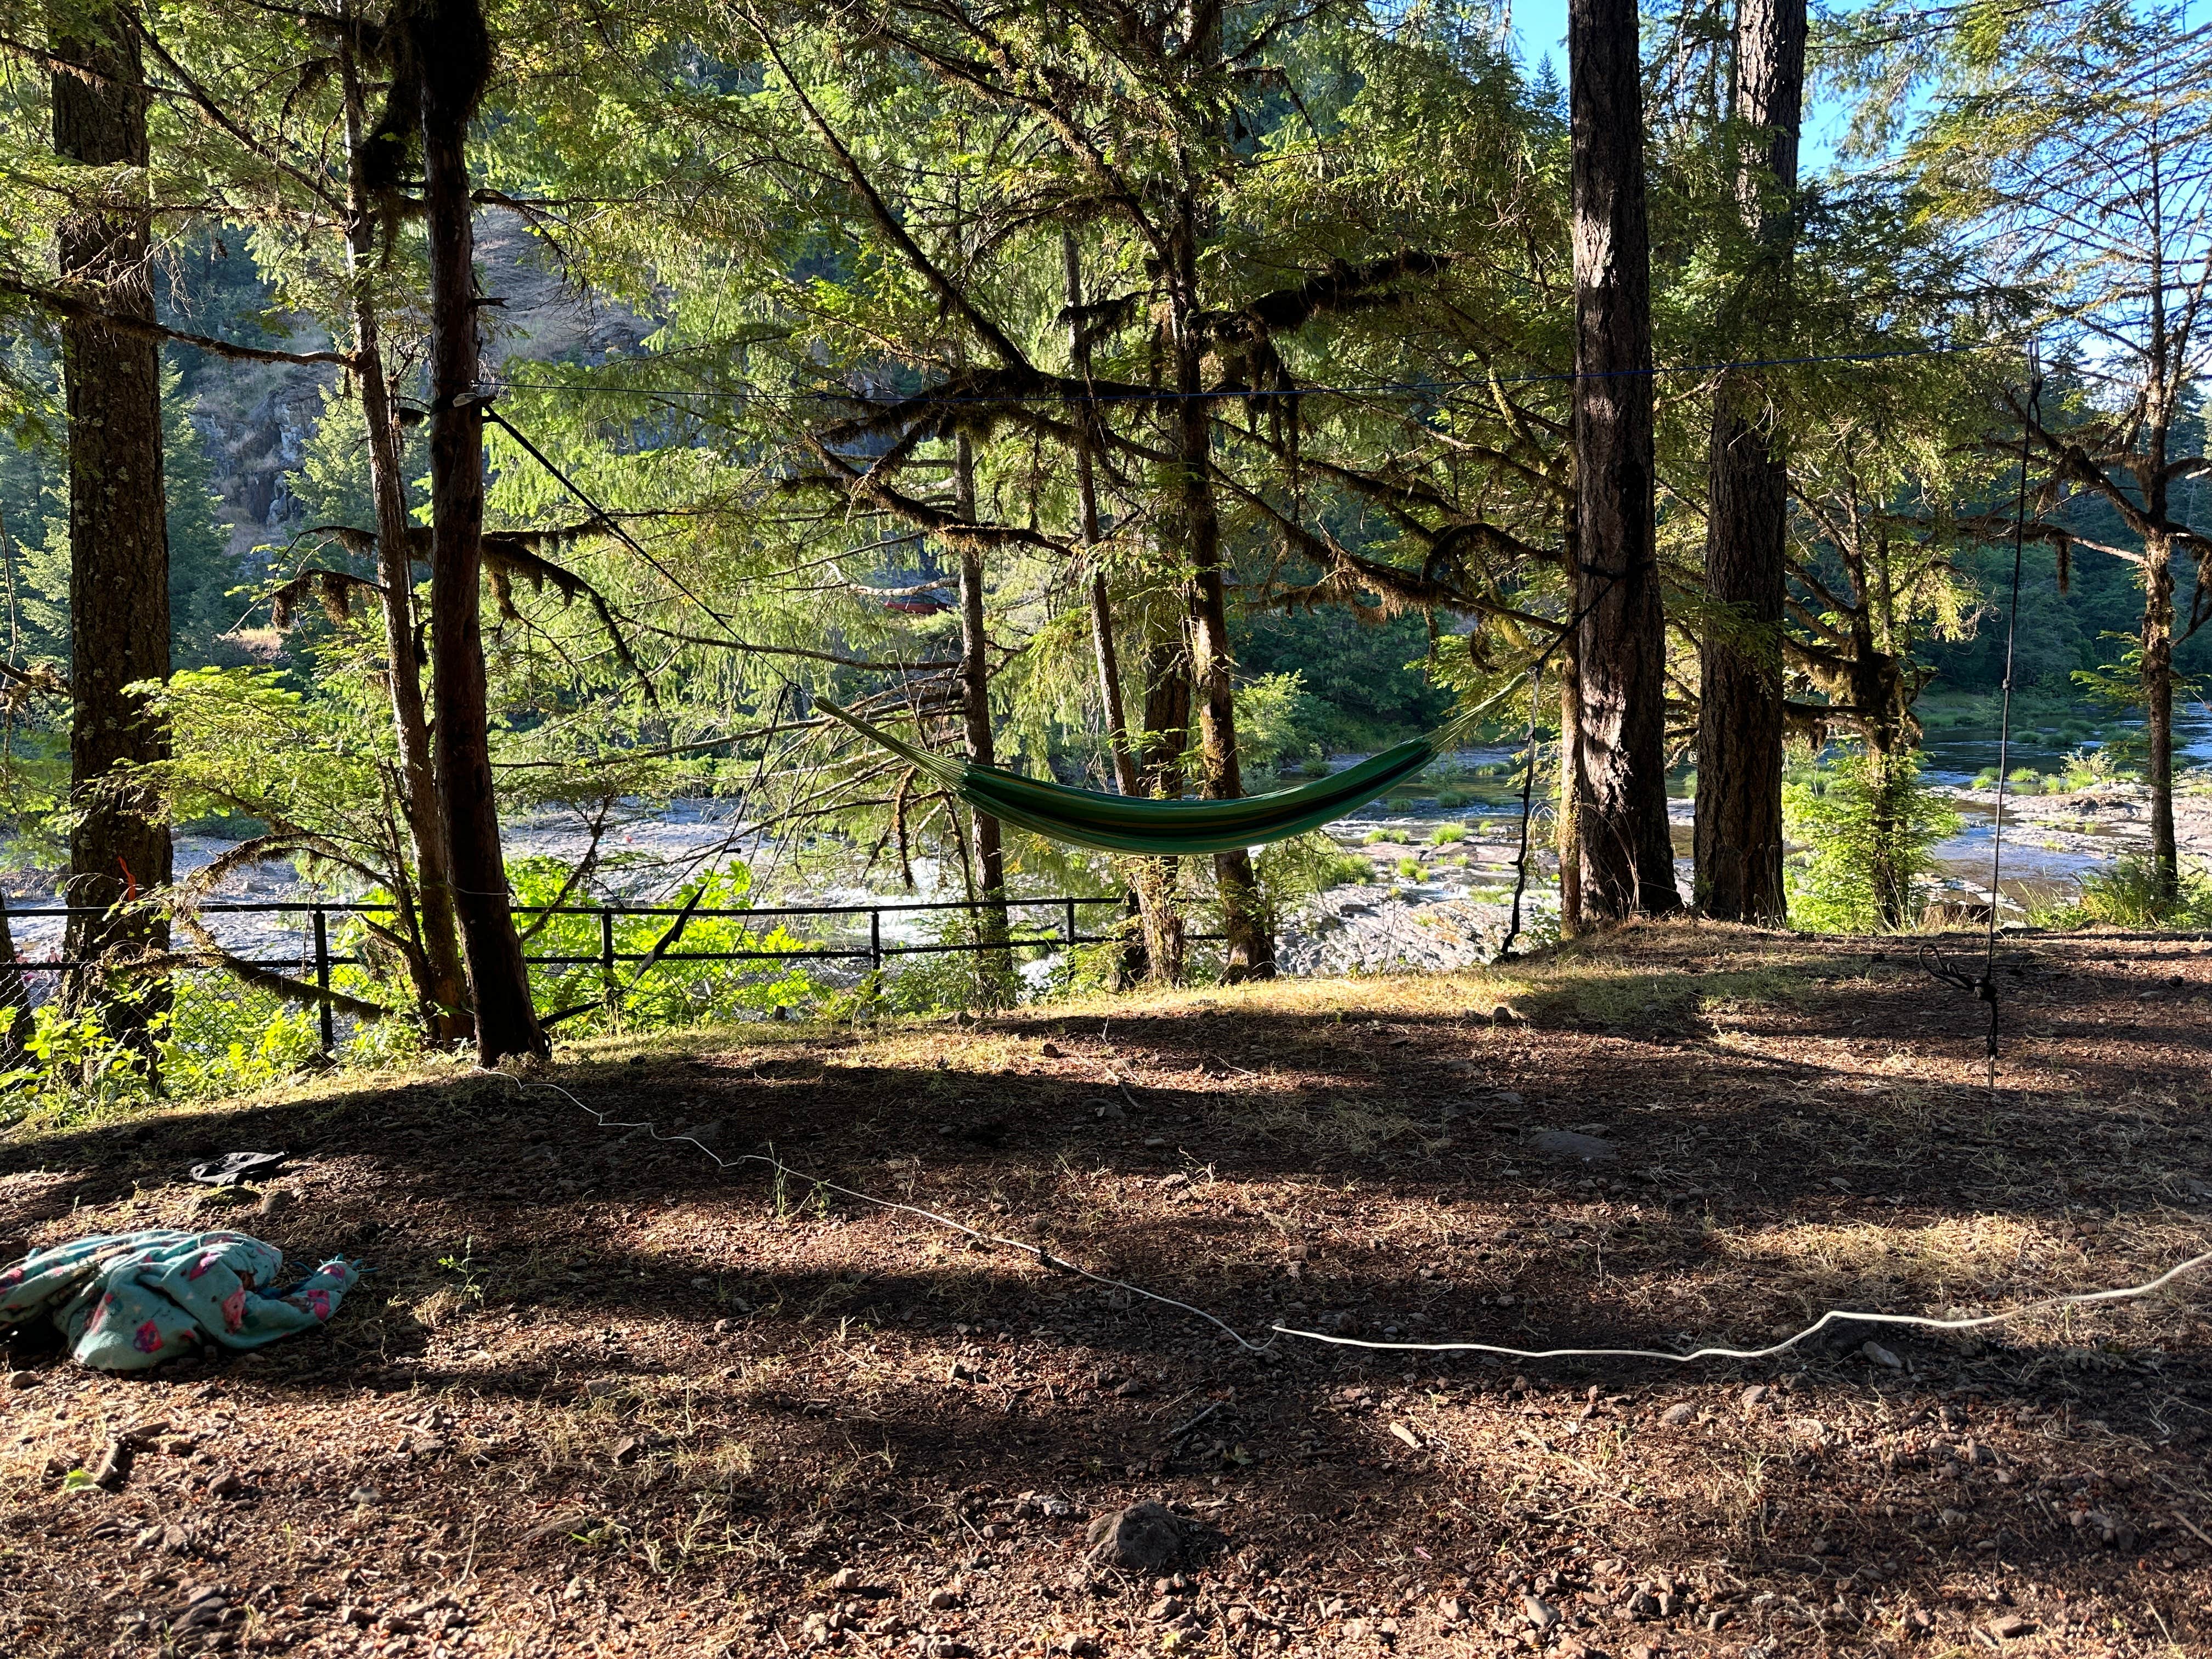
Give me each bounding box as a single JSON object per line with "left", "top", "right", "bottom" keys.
{"left": 6, "top": 1370, "right": 37, "bottom": 1389}
{"left": 1528, "top": 1129, "right": 1617, "bottom": 1163}
{"left": 1660, "top": 1402, "right": 1695, "bottom": 1426}
{"left": 1988, "top": 1615, "right": 2035, "bottom": 1640}
{"left": 1523, "top": 1594, "right": 1560, "bottom": 1629}
{"left": 1863, "top": 1340, "right": 1903, "bottom": 1368}
{"left": 1084, "top": 1502, "right": 1221, "bottom": 1571}
{"left": 89, "top": 1440, "right": 132, "bottom": 1489}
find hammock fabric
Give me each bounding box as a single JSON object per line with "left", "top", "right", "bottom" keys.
{"left": 814, "top": 697, "right": 1436, "bottom": 856}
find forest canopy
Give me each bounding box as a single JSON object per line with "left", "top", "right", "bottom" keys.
{"left": 0, "top": 0, "right": 2207, "bottom": 1074}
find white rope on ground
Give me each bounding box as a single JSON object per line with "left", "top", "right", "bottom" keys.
{"left": 497, "top": 1071, "right": 2211, "bottom": 1369}
{"left": 1271, "top": 1247, "right": 2212, "bottom": 1362}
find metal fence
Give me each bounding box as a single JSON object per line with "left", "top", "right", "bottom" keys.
{"left": 1, "top": 894, "right": 1173, "bottom": 1051}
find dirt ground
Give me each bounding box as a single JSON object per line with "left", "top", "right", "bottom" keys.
{"left": 4, "top": 919, "right": 2211, "bottom": 1659}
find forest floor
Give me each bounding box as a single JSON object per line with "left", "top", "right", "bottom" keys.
{"left": 3, "top": 919, "right": 2211, "bottom": 1659}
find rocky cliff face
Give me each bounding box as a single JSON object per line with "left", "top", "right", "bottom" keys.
{"left": 180, "top": 211, "right": 653, "bottom": 565}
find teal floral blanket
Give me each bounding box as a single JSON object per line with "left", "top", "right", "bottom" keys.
{"left": 0, "top": 1230, "right": 363, "bottom": 1372}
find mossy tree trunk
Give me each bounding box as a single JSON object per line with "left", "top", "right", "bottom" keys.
{"left": 53, "top": 2, "right": 172, "bottom": 1062}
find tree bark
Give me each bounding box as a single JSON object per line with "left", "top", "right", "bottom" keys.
{"left": 1160, "top": 5, "right": 1272, "bottom": 980}
{"left": 414, "top": 0, "right": 543, "bottom": 1063}
{"left": 952, "top": 432, "right": 1012, "bottom": 983}
{"left": 1164, "top": 294, "right": 1273, "bottom": 977}
{"left": 2143, "top": 534, "right": 2177, "bottom": 896}
{"left": 0, "top": 895, "right": 30, "bottom": 1066}
{"left": 1136, "top": 612, "right": 1190, "bottom": 984}
{"left": 1065, "top": 234, "right": 1141, "bottom": 802}
{"left": 1066, "top": 232, "right": 1159, "bottom": 985}
{"left": 53, "top": 2, "right": 171, "bottom": 1053}
{"left": 1695, "top": 0, "right": 1803, "bottom": 926}
{"left": 1557, "top": 624, "right": 1584, "bottom": 937}
{"left": 1568, "top": 0, "right": 1681, "bottom": 919}
{"left": 341, "top": 25, "right": 469, "bottom": 1041}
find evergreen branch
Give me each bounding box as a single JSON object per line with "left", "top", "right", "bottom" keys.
{"left": 0, "top": 274, "right": 359, "bottom": 366}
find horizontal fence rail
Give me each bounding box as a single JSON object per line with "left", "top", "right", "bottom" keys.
{"left": 0, "top": 896, "right": 1219, "bottom": 1052}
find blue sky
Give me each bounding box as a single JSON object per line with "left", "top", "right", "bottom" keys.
{"left": 1506, "top": 0, "right": 1855, "bottom": 171}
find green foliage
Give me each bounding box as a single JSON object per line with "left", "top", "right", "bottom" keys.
{"left": 2039, "top": 855, "right": 2212, "bottom": 929}
{"left": 1784, "top": 750, "right": 1962, "bottom": 932}
{"left": 875, "top": 907, "right": 1030, "bottom": 1015}
{"left": 0, "top": 973, "right": 329, "bottom": 1126}
{"left": 2058, "top": 746, "right": 2136, "bottom": 789}
{"left": 1236, "top": 602, "right": 1457, "bottom": 751}
{"left": 1231, "top": 672, "right": 1317, "bottom": 775}
{"left": 1256, "top": 830, "right": 1369, "bottom": 906}
{"left": 498, "top": 856, "right": 828, "bottom": 1035}
{"left": 1430, "top": 822, "right": 1468, "bottom": 844}
{"left": 0, "top": 355, "right": 240, "bottom": 673}
{"left": 1313, "top": 854, "right": 1376, "bottom": 888}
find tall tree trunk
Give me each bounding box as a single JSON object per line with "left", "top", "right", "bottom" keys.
{"left": 1136, "top": 613, "right": 1190, "bottom": 984}
{"left": 53, "top": 2, "right": 171, "bottom": 1056}
{"left": 1166, "top": 299, "right": 1274, "bottom": 978}
{"left": 1695, "top": 0, "right": 1803, "bottom": 926}
{"left": 1066, "top": 233, "right": 1156, "bottom": 986}
{"left": 0, "top": 896, "right": 29, "bottom": 1066}
{"left": 414, "top": 0, "right": 543, "bottom": 1063}
{"left": 2143, "top": 535, "right": 2177, "bottom": 899}
{"left": 1557, "top": 633, "right": 1584, "bottom": 936}
{"left": 1163, "top": 5, "right": 1272, "bottom": 980}
{"left": 1568, "top": 0, "right": 1681, "bottom": 919}
{"left": 953, "top": 432, "right": 1011, "bottom": 984}
{"left": 341, "top": 27, "right": 469, "bottom": 1041}
{"left": 1065, "top": 234, "right": 1140, "bottom": 800}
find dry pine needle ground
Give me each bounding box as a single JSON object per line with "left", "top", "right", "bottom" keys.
{"left": 2, "top": 919, "right": 2209, "bottom": 1659}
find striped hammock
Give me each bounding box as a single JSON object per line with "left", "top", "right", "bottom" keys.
{"left": 812, "top": 697, "right": 1437, "bottom": 856}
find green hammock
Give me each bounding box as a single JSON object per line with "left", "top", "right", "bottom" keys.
{"left": 813, "top": 697, "right": 1439, "bottom": 856}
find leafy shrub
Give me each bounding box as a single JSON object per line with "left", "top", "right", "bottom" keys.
{"left": 2045, "top": 855, "right": 2212, "bottom": 928}
{"left": 1395, "top": 856, "right": 1423, "bottom": 881}
{"left": 2058, "top": 746, "right": 2134, "bottom": 790}
{"left": 488, "top": 857, "right": 831, "bottom": 1033}
{"left": 1431, "top": 823, "right": 1468, "bottom": 844}
{"left": 1, "top": 970, "right": 329, "bottom": 1126}
{"left": 1784, "top": 750, "right": 1960, "bottom": 932}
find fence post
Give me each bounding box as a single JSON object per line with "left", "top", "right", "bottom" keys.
{"left": 1064, "top": 898, "right": 1078, "bottom": 945}
{"left": 870, "top": 909, "right": 883, "bottom": 972}
{"left": 312, "top": 906, "right": 334, "bottom": 1055}
{"left": 600, "top": 907, "right": 618, "bottom": 1017}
